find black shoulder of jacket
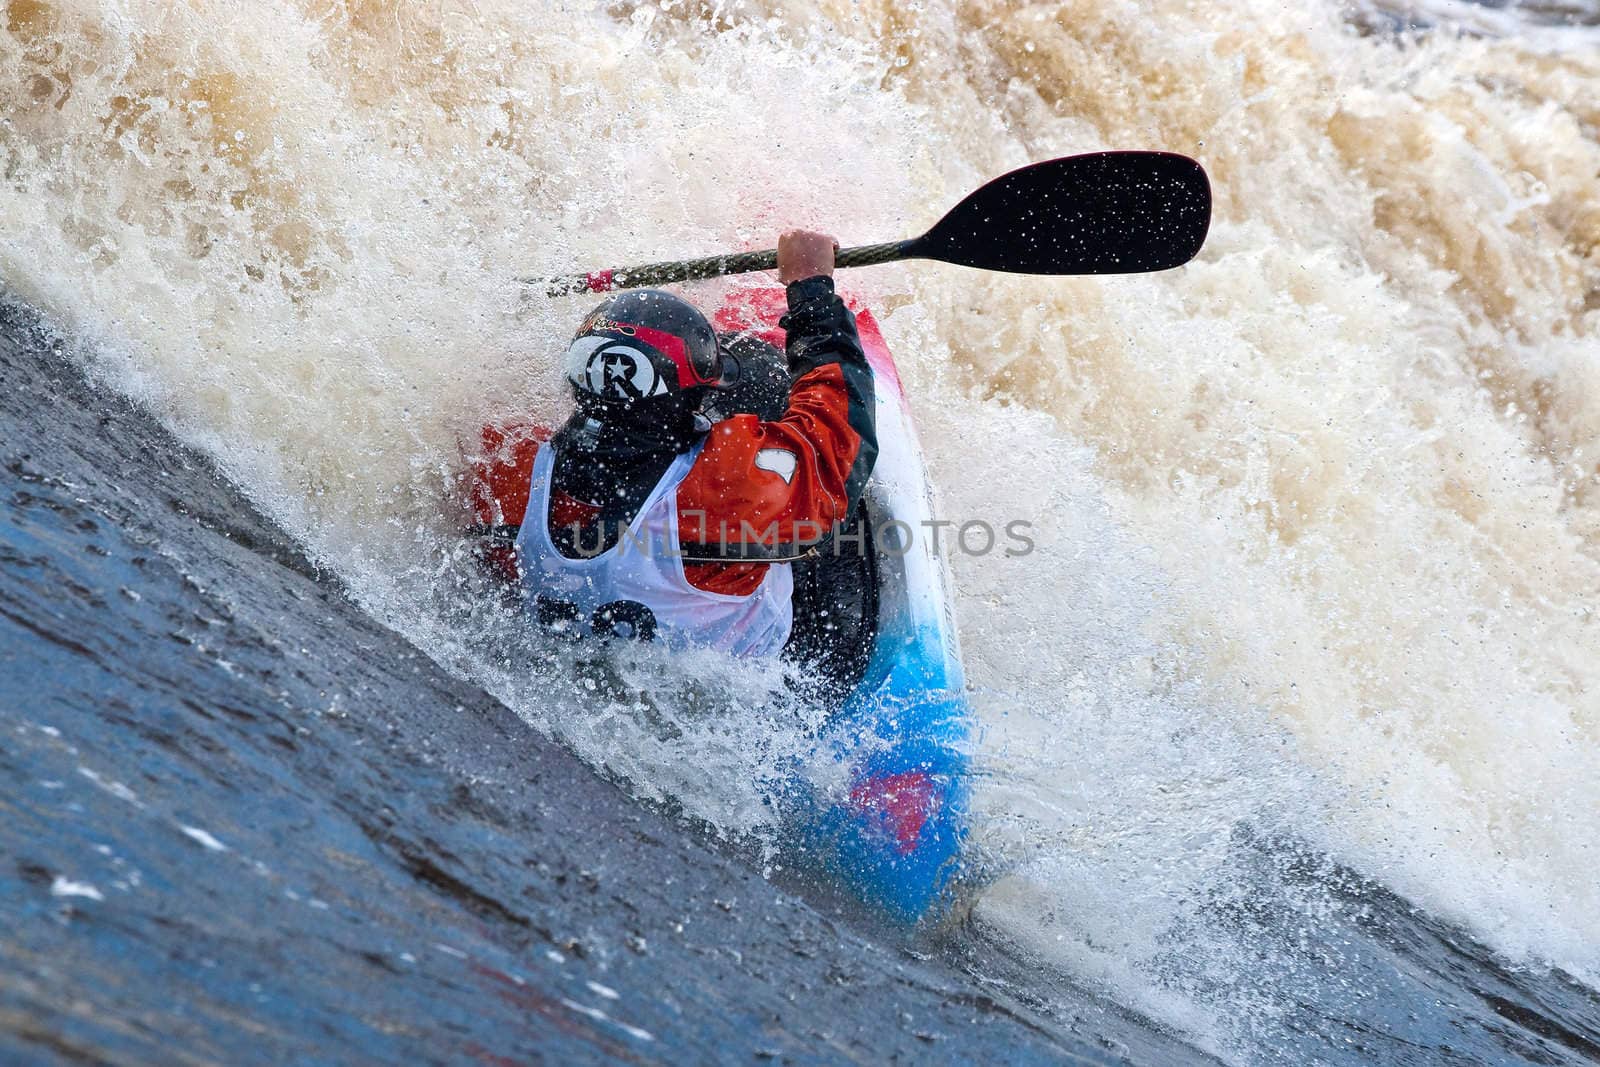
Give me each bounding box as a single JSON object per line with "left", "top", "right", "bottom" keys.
{"left": 779, "top": 275, "right": 866, "bottom": 380}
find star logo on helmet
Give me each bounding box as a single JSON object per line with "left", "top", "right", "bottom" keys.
{"left": 602, "top": 346, "right": 647, "bottom": 398}
{"left": 580, "top": 342, "right": 667, "bottom": 400}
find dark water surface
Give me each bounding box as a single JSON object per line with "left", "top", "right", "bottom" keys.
{"left": 0, "top": 300, "right": 1214, "bottom": 1064}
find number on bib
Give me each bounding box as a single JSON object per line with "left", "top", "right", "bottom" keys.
{"left": 591, "top": 600, "right": 657, "bottom": 642}
{"left": 534, "top": 595, "right": 583, "bottom": 637}
{"left": 533, "top": 595, "right": 657, "bottom": 643}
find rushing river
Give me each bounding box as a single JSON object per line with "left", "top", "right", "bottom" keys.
{"left": 4, "top": 1, "right": 1599, "bottom": 1061}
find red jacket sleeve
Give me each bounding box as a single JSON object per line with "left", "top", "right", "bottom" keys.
{"left": 676, "top": 277, "right": 877, "bottom": 595}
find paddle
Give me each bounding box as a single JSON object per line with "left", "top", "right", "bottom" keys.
{"left": 526, "top": 151, "right": 1210, "bottom": 298}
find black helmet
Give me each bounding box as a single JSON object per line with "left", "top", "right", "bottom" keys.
{"left": 563, "top": 289, "right": 736, "bottom": 402}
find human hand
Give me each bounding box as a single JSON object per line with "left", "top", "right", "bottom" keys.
{"left": 777, "top": 229, "right": 838, "bottom": 283}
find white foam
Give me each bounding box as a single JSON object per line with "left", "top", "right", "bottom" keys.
{"left": 51, "top": 877, "right": 105, "bottom": 902}
{"left": 180, "top": 826, "right": 229, "bottom": 852}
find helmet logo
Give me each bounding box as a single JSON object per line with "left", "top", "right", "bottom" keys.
{"left": 579, "top": 311, "right": 638, "bottom": 338}
{"left": 566, "top": 338, "right": 668, "bottom": 400}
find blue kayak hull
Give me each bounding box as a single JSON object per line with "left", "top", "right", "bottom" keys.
{"left": 714, "top": 289, "right": 973, "bottom": 923}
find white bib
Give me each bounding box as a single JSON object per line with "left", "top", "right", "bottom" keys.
{"left": 516, "top": 441, "right": 794, "bottom": 658}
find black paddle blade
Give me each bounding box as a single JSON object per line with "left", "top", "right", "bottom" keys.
{"left": 913, "top": 151, "right": 1211, "bottom": 275}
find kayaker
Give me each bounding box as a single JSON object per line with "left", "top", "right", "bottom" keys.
{"left": 513, "top": 230, "right": 877, "bottom": 657}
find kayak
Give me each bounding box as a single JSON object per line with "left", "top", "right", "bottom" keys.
{"left": 463, "top": 285, "right": 971, "bottom": 923}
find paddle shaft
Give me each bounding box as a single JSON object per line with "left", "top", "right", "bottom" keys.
{"left": 537, "top": 240, "right": 915, "bottom": 297}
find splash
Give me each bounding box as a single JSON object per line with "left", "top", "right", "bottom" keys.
{"left": 4, "top": 0, "right": 1599, "bottom": 1055}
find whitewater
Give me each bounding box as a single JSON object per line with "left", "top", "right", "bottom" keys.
{"left": 3, "top": 0, "right": 1599, "bottom": 1061}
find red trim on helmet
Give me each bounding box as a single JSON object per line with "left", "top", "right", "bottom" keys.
{"left": 616, "top": 321, "right": 713, "bottom": 388}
